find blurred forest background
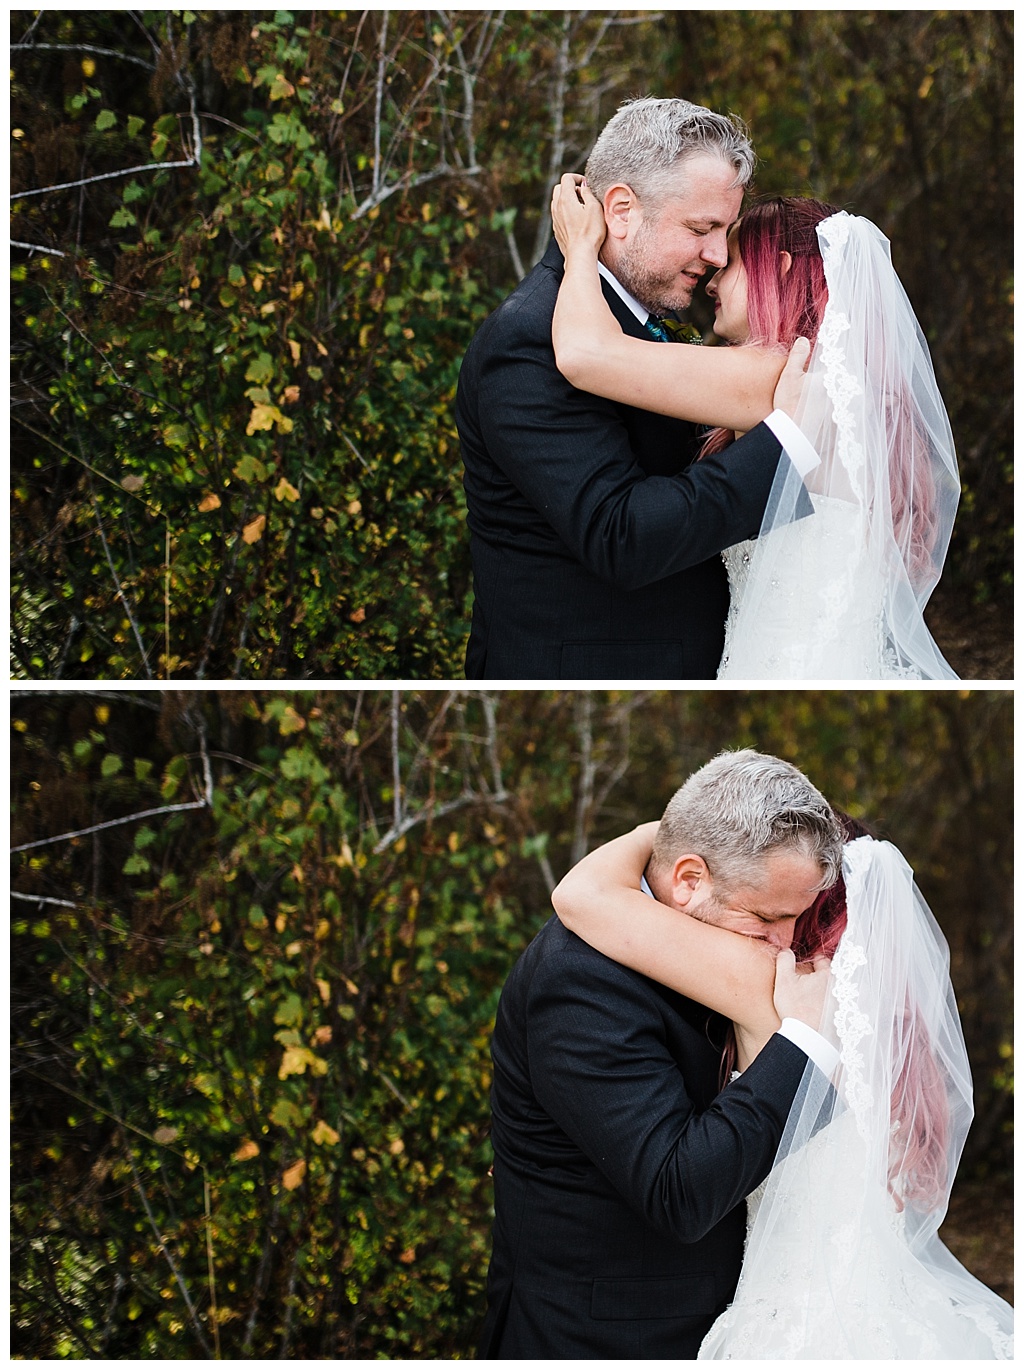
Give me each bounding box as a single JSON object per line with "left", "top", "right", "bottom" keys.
{"left": 11, "top": 689, "right": 1013, "bottom": 1358}
{"left": 10, "top": 9, "right": 1013, "bottom": 680}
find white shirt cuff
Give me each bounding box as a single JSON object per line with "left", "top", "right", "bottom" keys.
{"left": 778, "top": 1017, "right": 840, "bottom": 1077}
{"left": 764, "top": 409, "right": 821, "bottom": 478}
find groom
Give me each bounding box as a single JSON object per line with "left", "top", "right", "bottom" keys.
{"left": 456, "top": 97, "right": 814, "bottom": 679}
{"left": 478, "top": 751, "right": 843, "bottom": 1358}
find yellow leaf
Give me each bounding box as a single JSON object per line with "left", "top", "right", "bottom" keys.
{"left": 358, "top": 324, "right": 373, "bottom": 349}
{"left": 281, "top": 1158, "right": 306, "bottom": 1190}
{"left": 391, "top": 959, "right": 405, "bottom": 985}
{"left": 315, "top": 340, "right": 328, "bottom": 357}
{"left": 289, "top": 281, "right": 304, "bottom": 300}
{"left": 281, "top": 385, "right": 300, "bottom": 404}
{"left": 279, "top": 1045, "right": 312, "bottom": 1078}
{"left": 316, "top": 978, "right": 331, "bottom": 1004}
{"left": 315, "top": 919, "right": 330, "bottom": 941}
{"left": 81, "top": 58, "right": 96, "bottom": 77}
{"left": 287, "top": 338, "right": 301, "bottom": 364}
{"left": 448, "top": 831, "right": 459, "bottom": 853}
{"left": 251, "top": 273, "right": 264, "bottom": 292}
{"left": 346, "top": 498, "right": 361, "bottom": 516}
{"left": 389, "top": 1137, "right": 404, "bottom": 1155}
{"left": 198, "top": 492, "right": 222, "bottom": 513}
{"left": 233, "top": 1139, "right": 260, "bottom": 1162}
{"left": 311, "top": 1120, "right": 340, "bottom": 1147}
{"left": 190, "top": 274, "right": 200, "bottom": 289}
{"left": 274, "top": 478, "right": 300, "bottom": 502}
{"left": 398, "top": 1247, "right": 416, "bottom": 1264}
{"left": 242, "top": 514, "right": 266, "bottom": 544}
{"left": 312, "top": 1024, "right": 333, "bottom": 1046}
{"left": 246, "top": 402, "right": 278, "bottom": 435}
{"left": 269, "top": 73, "right": 296, "bottom": 100}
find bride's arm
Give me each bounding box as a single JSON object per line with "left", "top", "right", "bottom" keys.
{"left": 550, "top": 176, "right": 785, "bottom": 432}
{"left": 551, "top": 824, "right": 781, "bottom": 1059}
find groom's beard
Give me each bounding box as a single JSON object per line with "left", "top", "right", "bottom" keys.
{"left": 613, "top": 219, "right": 702, "bottom": 315}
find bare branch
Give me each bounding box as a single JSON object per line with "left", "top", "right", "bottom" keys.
{"left": 12, "top": 892, "right": 79, "bottom": 909}
{"left": 11, "top": 240, "right": 68, "bottom": 257}
{"left": 11, "top": 42, "right": 156, "bottom": 70}
{"left": 11, "top": 799, "right": 207, "bottom": 853}
{"left": 11, "top": 157, "right": 198, "bottom": 201}
{"left": 123, "top": 1143, "right": 213, "bottom": 1357}
{"left": 90, "top": 494, "right": 154, "bottom": 678}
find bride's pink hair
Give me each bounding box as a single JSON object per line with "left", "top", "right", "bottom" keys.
{"left": 701, "top": 196, "right": 939, "bottom": 582}
{"left": 721, "top": 812, "right": 951, "bottom": 1212}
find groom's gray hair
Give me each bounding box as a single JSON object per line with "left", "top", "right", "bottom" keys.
{"left": 585, "top": 96, "right": 755, "bottom": 210}
{"left": 651, "top": 749, "right": 844, "bottom": 894}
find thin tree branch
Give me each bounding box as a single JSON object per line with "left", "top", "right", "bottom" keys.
{"left": 11, "top": 799, "right": 208, "bottom": 853}
{"left": 124, "top": 1143, "right": 213, "bottom": 1358}
{"left": 90, "top": 493, "right": 154, "bottom": 678}
{"left": 12, "top": 892, "right": 79, "bottom": 908}
{"left": 11, "top": 42, "right": 156, "bottom": 70}
{"left": 12, "top": 240, "right": 68, "bottom": 257}
{"left": 11, "top": 157, "right": 198, "bottom": 200}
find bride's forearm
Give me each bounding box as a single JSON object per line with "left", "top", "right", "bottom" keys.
{"left": 552, "top": 826, "right": 781, "bottom": 1037}
{"left": 553, "top": 273, "right": 787, "bottom": 432}
{"left": 552, "top": 243, "right": 622, "bottom": 371}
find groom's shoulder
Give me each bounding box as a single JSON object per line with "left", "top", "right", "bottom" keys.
{"left": 512, "top": 913, "right": 669, "bottom": 1003}
{"left": 481, "top": 257, "right": 560, "bottom": 344}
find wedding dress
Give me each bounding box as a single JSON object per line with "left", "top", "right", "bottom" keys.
{"left": 717, "top": 213, "right": 960, "bottom": 680}
{"left": 699, "top": 838, "right": 1013, "bottom": 1359}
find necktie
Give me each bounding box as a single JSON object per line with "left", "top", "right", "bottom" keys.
{"left": 645, "top": 315, "right": 671, "bottom": 342}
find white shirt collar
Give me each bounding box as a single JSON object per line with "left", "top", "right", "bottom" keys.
{"left": 640, "top": 873, "right": 654, "bottom": 898}
{"left": 597, "top": 260, "right": 649, "bottom": 325}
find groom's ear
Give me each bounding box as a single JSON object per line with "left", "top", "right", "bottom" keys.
{"left": 670, "top": 853, "right": 712, "bottom": 909}
{"left": 603, "top": 183, "right": 638, "bottom": 240}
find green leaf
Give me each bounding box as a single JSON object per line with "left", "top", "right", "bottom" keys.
{"left": 233, "top": 453, "right": 268, "bottom": 484}
{"left": 109, "top": 207, "right": 137, "bottom": 229}
{"left": 95, "top": 109, "right": 117, "bottom": 131}
{"left": 126, "top": 115, "right": 145, "bottom": 139}
{"left": 100, "top": 753, "right": 122, "bottom": 777}
{"left": 122, "top": 853, "right": 151, "bottom": 875}
{"left": 245, "top": 352, "right": 275, "bottom": 384}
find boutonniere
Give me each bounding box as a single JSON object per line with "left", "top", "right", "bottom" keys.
{"left": 660, "top": 317, "right": 704, "bottom": 344}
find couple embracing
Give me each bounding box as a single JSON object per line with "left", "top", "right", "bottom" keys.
{"left": 479, "top": 749, "right": 1013, "bottom": 1358}
{"left": 457, "top": 97, "right": 960, "bottom": 680}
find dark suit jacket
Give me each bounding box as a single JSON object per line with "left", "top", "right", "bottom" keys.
{"left": 479, "top": 916, "right": 810, "bottom": 1359}
{"left": 455, "top": 240, "right": 789, "bottom": 680}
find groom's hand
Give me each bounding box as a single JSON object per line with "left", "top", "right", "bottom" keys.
{"left": 772, "top": 336, "right": 812, "bottom": 417}
{"left": 772, "top": 948, "right": 831, "bottom": 1030}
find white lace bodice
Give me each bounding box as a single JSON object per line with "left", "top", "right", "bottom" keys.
{"left": 718, "top": 494, "right": 903, "bottom": 679}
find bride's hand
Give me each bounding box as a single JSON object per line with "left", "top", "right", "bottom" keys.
{"left": 773, "top": 948, "right": 831, "bottom": 1031}
{"left": 551, "top": 173, "right": 606, "bottom": 258}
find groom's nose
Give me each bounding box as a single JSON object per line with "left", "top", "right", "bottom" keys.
{"left": 700, "top": 228, "right": 730, "bottom": 269}
{"left": 764, "top": 918, "right": 798, "bottom": 950}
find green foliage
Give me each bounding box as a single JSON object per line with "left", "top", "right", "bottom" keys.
{"left": 12, "top": 11, "right": 1010, "bottom": 677}
{"left": 10, "top": 690, "right": 1013, "bottom": 1356}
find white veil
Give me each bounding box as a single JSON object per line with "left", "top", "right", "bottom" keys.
{"left": 723, "top": 212, "right": 961, "bottom": 679}
{"left": 700, "top": 837, "right": 1013, "bottom": 1359}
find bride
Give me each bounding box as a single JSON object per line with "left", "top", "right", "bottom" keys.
{"left": 550, "top": 178, "right": 960, "bottom": 680}
{"left": 551, "top": 817, "right": 1013, "bottom": 1357}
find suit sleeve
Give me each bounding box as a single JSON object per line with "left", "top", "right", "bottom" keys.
{"left": 527, "top": 946, "right": 810, "bottom": 1244}
{"left": 474, "top": 310, "right": 786, "bottom": 591}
